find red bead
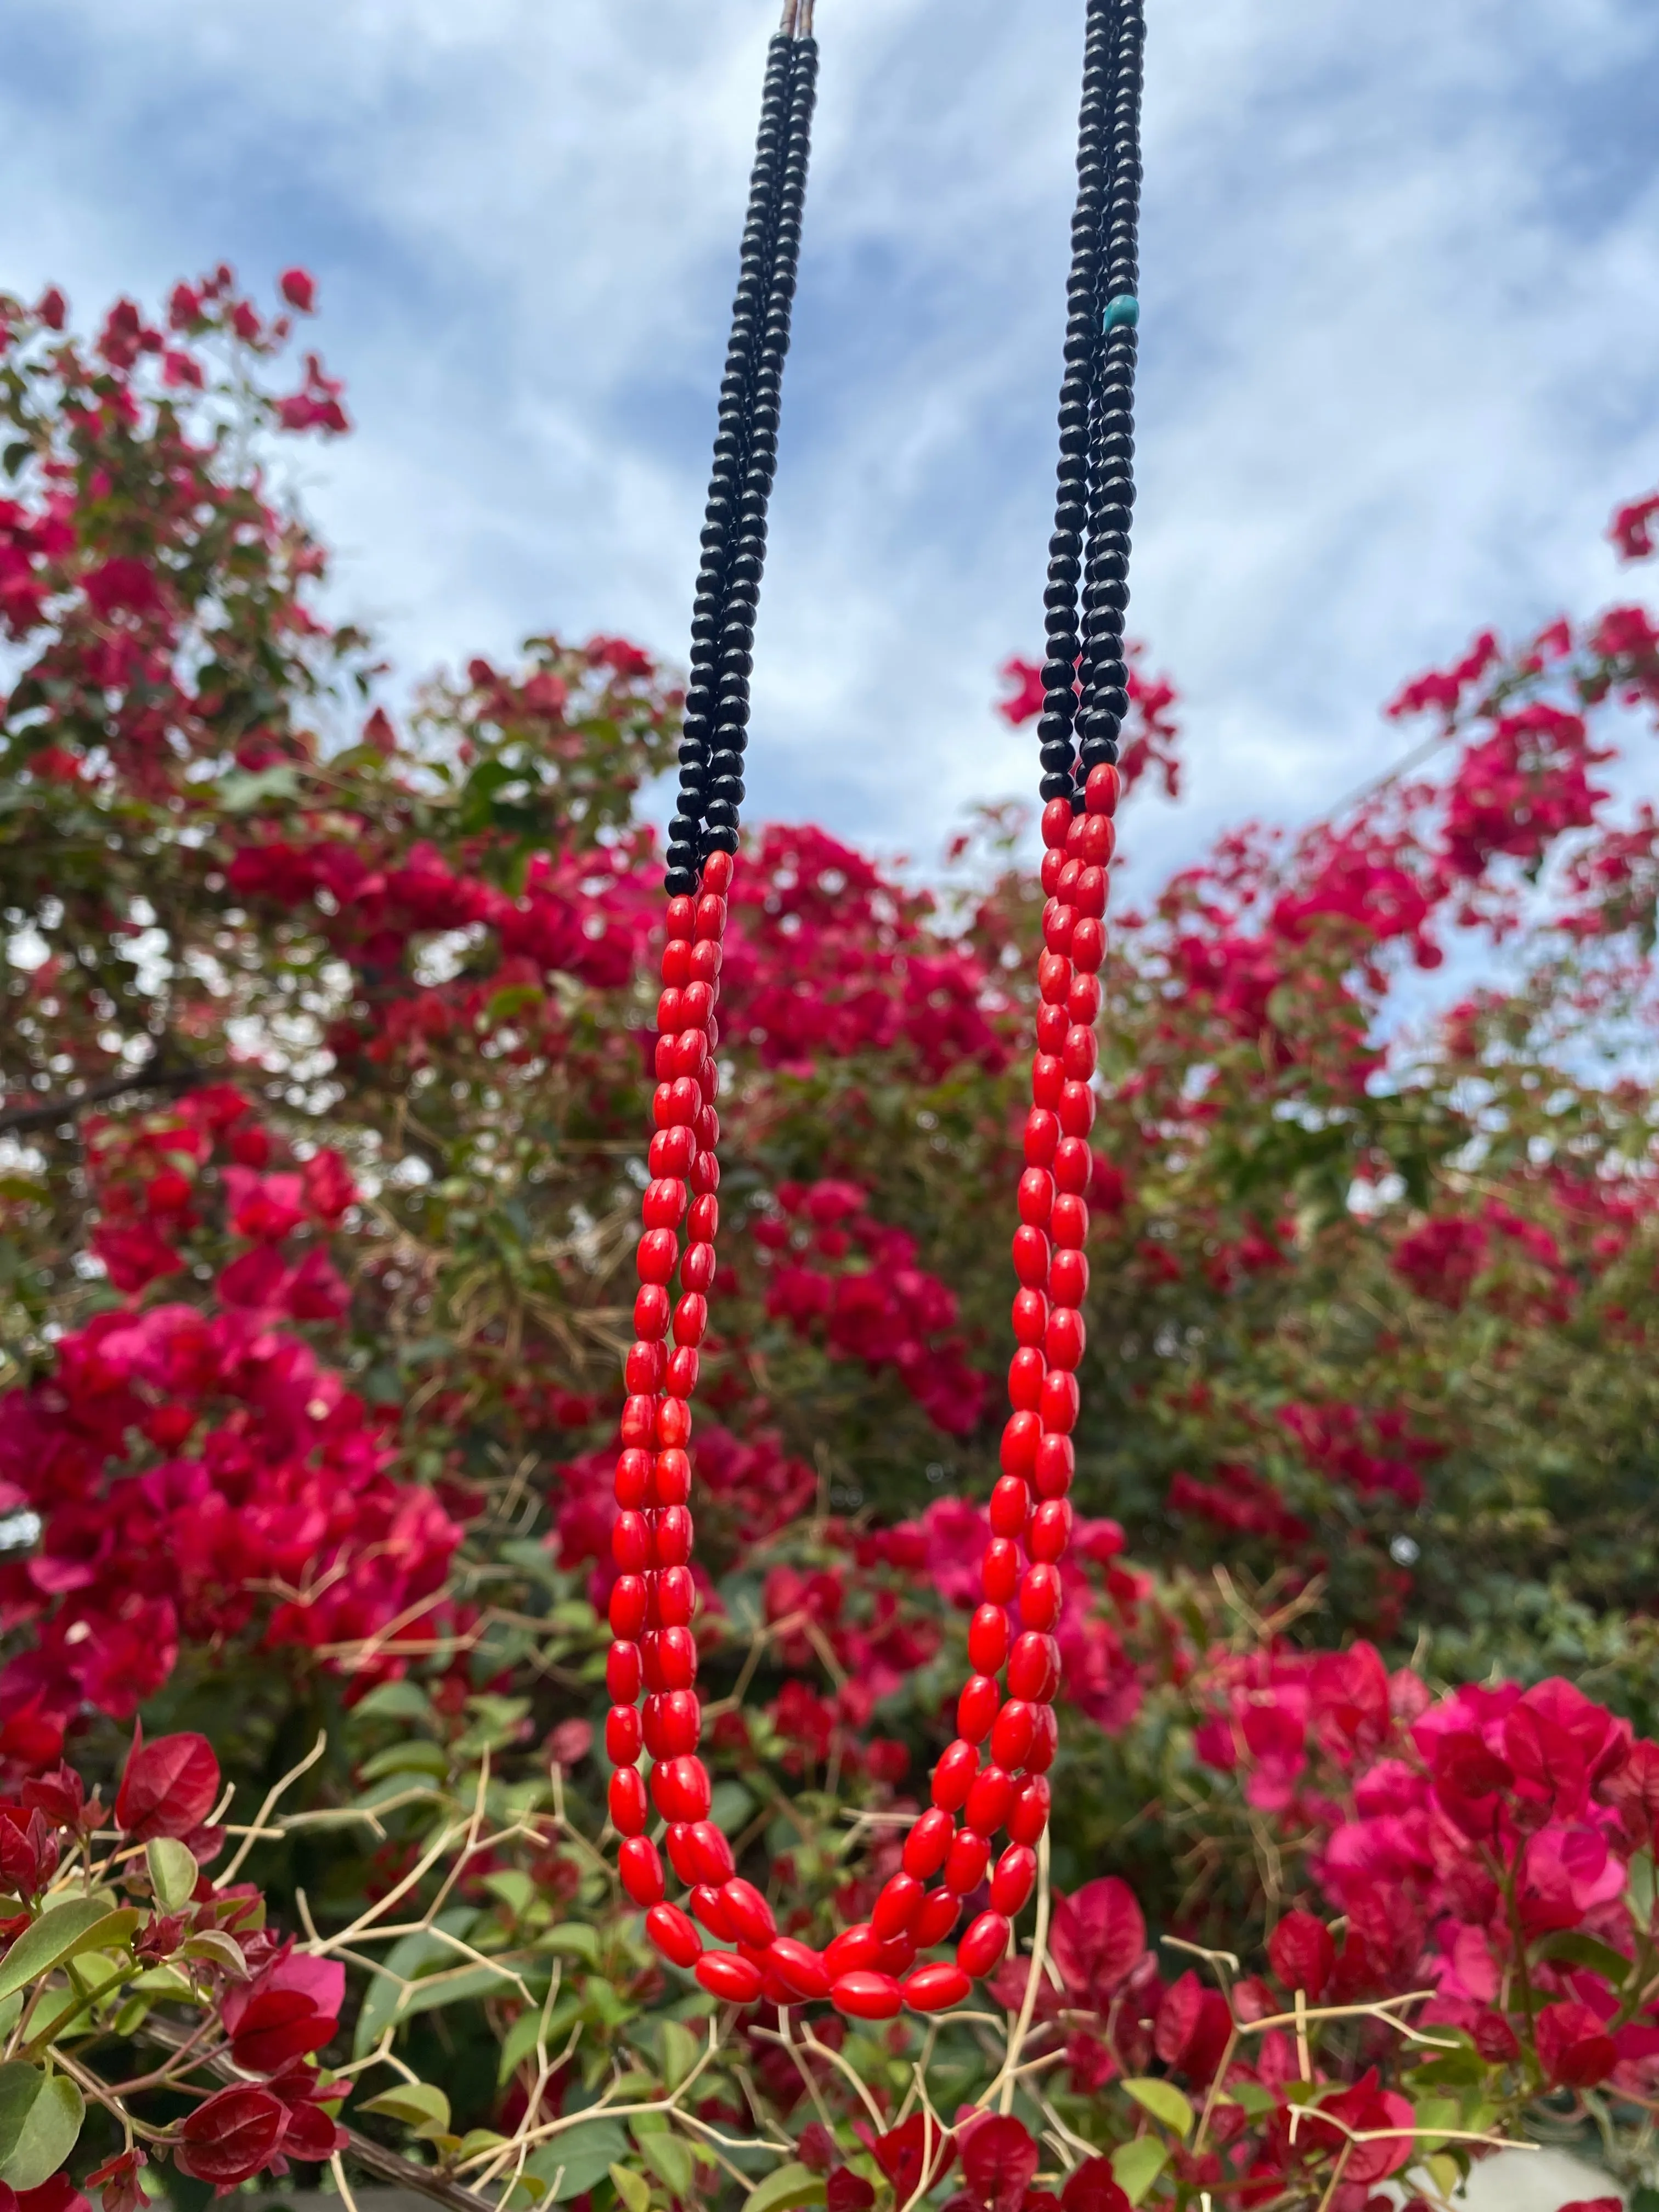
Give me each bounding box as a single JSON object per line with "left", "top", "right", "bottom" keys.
{"left": 957, "top": 1911, "right": 1012, "bottom": 1978}
{"left": 634, "top": 1284, "right": 670, "bottom": 1339}
{"left": 944, "top": 1830, "right": 990, "bottom": 1894}
{"left": 620, "top": 1396, "right": 657, "bottom": 1449}
{"left": 658, "top": 1688, "right": 701, "bottom": 1753}
{"left": 688, "top": 1193, "right": 719, "bottom": 1243}
{"left": 1040, "top": 846, "right": 1067, "bottom": 897}
{"left": 614, "top": 1448, "right": 652, "bottom": 1509}
{"left": 1008, "top": 1775, "right": 1051, "bottom": 1846}
{"left": 1063, "top": 1026, "right": 1098, "bottom": 1081}
{"left": 1017, "top": 1168, "right": 1054, "bottom": 1227}
{"left": 1058, "top": 1081, "right": 1096, "bottom": 1137}
{"left": 1007, "top": 1347, "right": 1045, "bottom": 1410}
{"left": 689, "top": 1821, "right": 735, "bottom": 1884}
{"left": 612, "top": 1511, "right": 650, "bottom": 1572}
{"left": 1085, "top": 763, "right": 1120, "bottom": 817}
{"left": 823, "top": 1925, "right": 882, "bottom": 1980}
{"left": 1053, "top": 1135, "right": 1091, "bottom": 1192}
{"left": 1071, "top": 916, "right": 1105, "bottom": 973}
{"left": 608, "top": 1767, "right": 647, "bottom": 1836}
{"left": 656, "top": 1397, "right": 692, "bottom": 1449}
{"left": 643, "top": 1176, "right": 687, "bottom": 1229}
{"left": 1012, "top": 1289, "right": 1047, "bottom": 1347}
{"left": 661, "top": 940, "right": 692, "bottom": 989}
{"left": 1034, "top": 1431, "right": 1074, "bottom": 1499}
{"left": 1031, "top": 1053, "right": 1064, "bottom": 1109}
{"left": 1041, "top": 796, "right": 1074, "bottom": 849}
{"left": 931, "top": 1739, "right": 979, "bottom": 1812}
{"left": 1011, "top": 1227, "right": 1049, "bottom": 1289}
{"left": 1000, "top": 1412, "right": 1041, "bottom": 1477}
{"left": 1030, "top": 1499, "right": 1073, "bottom": 1562}
{"left": 641, "top": 1696, "right": 668, "bottom": 1759}
{"left": 672, "top": 1028, "right": 709, "bottom": 1079}
{"left": 964, "top": 1765, "right": 1015, "bottom": 1838}
{"left": 1067, "top": 971, "right": 1102, "bottom": 1025}
{"left": 1008, "top": 1632, "right": 1062, "bottom": 1705}
{"left": 990, "top": 1700, "right": 1036, "bottom": 1771}
{"left": 1019, "top": 1564, "right": 1063, "bottom": 1631}
{"left": 968, "top": 1603, "right": 1011, "bottom": 1675}
{"left": 1035, "top": 1000, "right": 1068, "bottom": 1054}
{"left": 637, "top": 1228, "right": 679, "bottom": 1283}
{"left": 697, "top": 1950, "right": 763, "bottom": 2005}
{"left": 682, "top": 1242, "right": 716, "bottom": 1291}
{"left": 914, "top": 1889, "right": 962, "bottom": 1947}
{"left": 721, "top": 1878, "right": 777, "bottom": 1948}
{"left": 665, "top": 895, "right": 697, "bottom": 943}
{"left": 657, "top": 1566, "right": 695, "bottom": 1627}
{"left": 693, "top": 892, "right": 726, "bottom": 942}
{"left": 656, "top": 1754, "right": 712, "bottom": 1822}
{"left": 831, "top": 1971, "right": 902, "bottom": 2022}
{"left": 873, "top": 1873, "right": 924, "bottom": 1940}
{"left": 673, "top": 1291, "right": 708, "bottom": 1345}
{"left": 657, "top": 1625, "right": 697, "bottom": 1689}
{"left": 653, "top": 1505, "right": 693, "bottom": 1567}
{"left": 1050, "top": 1246, "right": 1089, "bottom": 1307}
{"left": 989, "top": 1476, "right": 1030, "bottom": 1539}
{"left": 607, "top": 1641, "right": 642, "bottom": 1702}
{"left": 681, "top": 978, "right": 715, "bottom": 1028}
{"left": 695, "top": 1106, "right": 720, "bottom": 1153}
{"left": 905, "top": 1963, "right": 971, "bottom": 2013}
{"left": 1036, "top": 952, "right": 1070, "bottom": 1007}
{"left": 1057, "top": 856, "right": 1081, "bottom": 899}
{"left": 664, "top": 1823, "right": 699, "bottom": 1885}
{"left": 606, "top": 1706, "right": 642, "bottom": 1764}
{"left": 1039, "top": 1369, "right": 1080, "bottom": 1436}
{"left": 619, "top": 1836, "right": 665, "bottom": 1906}
{"left": 1074, "top": 865, "right": 1106, "bottom": 920}
{"left": 702, "top": 849, "right": 735, "bottom": 894}
{"left": 902, "top": 1808, "right": 955, "bottom": 1881}
{"left": 691, "top": 1884, "right": 736, "bottom": 1939}
{"left": 625, "top": 1340, "right": 665, "bottom": 1395}
{"left": 1045, "top": 1307, "right": 1085, "bottom": 1370}
{"left": 665, "top": 1345, "right": 699, "bottom": 1397}
{"left": 690, "top": 1148, "right": 720, "bottom": 1195}
{"left": 1027, "top": 1705, "right": 1059, "bottom": 1774}
{"left": 689, "top": 939, "right": 721, "bottom": 985}
{"left": 653, "top": 1449, "right": 691, "bottom": 1506}
{"left": 1050, "top": 1194, "right": 1087, "bottom": 1249}
{"left": 991, "top": 1846, "right": 1038, "bottom": 1917}
{"left": 610, "top": 1577, "right": 647, "bottom": 1638}
{"left": 646, "top": 1903, "right": 702, "bottom": 1969}
{"left": 1041, "top": 902, "right": 1076, "bottom": 956}
{"left": 983, "top": 1539, "right": 1020, "bottom": 1604}
{"left": 769, "top": 1937, "right": 831, "bottom": 2001}
{"left": 957, "top": 1674, "right": 1001, "bottom": 1744}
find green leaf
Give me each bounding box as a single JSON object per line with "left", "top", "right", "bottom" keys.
{"left": 145, "top": 1838, "right": 198, "bottom": 1914}
{"left": 357, "top": 2082, "right": 452, "bottom": 2138}
{"left": 541, "top": 1924, "right": 600, "bottom": 1966}
{"left": 1628, "top": 1850, "right": 1656, "bottom": 1925}
{"left": 351, "top": 1681, "right": 438, "bottom": 1725}
{"left": 1110, "top": 2138, "right": 1170, "bottom": 2207}
{"left": 0, "top": 2064, "right": 84, "bottom": 2190}
{"left": 610, "top": 2163, "right": 651, "bottom": 2212}
{"left": 359, "top": 1740, "right": 450, "bottom": 1782}
{"left": 1121, "top": 2078, "right": 1194, "bottom": 2138}
{"left": 219, "top": 765, "right": 299, "bottom": 812}
{"left": 637, "top": 2131, "right": 694, "bottom": 2197}
{"left": 0, "top": 1903, "right": 140, "bottom": 2005}
{"left": 1533, "top": 1929, "right": 1634, "bottom": 1985}
{"left": 744, "top": 2161, "right": 827, "bottom": 2212}
{"left": 181, "top": 1930, "right": 249, "bottom": 1978}
{"left": 659, "top": 2020, "right": 700, "bottom": 2093}
{"left": 525, "top": 2119, "right": 629, "bottom": 2202}
{"left": 709, "top": 1781, "right": 754, "bottom": 1837}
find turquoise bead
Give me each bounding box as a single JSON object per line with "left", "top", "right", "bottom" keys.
{"left": 1102, "top": 295, "right": 1139, "bottom": 331}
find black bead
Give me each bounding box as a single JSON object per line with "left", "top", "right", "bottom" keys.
{"left": 1039, "top": 741, "right": 1075, "bottom": 773}
{"left": 1039, "top": 770, "right": 1076, "bottom": 802}
{"left": 703, "top": 825, "right": 740, "bottom": 855}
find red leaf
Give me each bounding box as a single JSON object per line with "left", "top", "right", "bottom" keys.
{"left": 961, "top": 2116, "right": 1039, "bottom": 2212}
{"left": 1267, "top": 1910, "right": 1336, "bottom": 2002}
{"left": 1059, "top": 2159, "right": 1130, "bottom": 2212}
{"left": 1048, "top": 1878, "right": 1146, "bottom": 2009}
{"left": 174, "top": 2087, "right": 289, "bottom": 2185}
{"left": 826, "top": 2174, "right": 876, "bottom": 2212}
{"left": 115, "top": 1728, "right": 220, "bottom": 1842}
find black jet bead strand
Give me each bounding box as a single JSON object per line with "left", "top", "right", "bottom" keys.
{"left": 1036, "top": 0, "right": 1120, "bottom": 808}
{"left": 1078, "top": 0, "right": 1146, "bottom": 781}
{"left": 699, "top": 32, "right": 817, "bottom": 865}
{"left": 666, "top": 30, "right": 796, "bottom": 894}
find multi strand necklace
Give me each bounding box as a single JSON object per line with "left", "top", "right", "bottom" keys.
{"left": 601, "top": 0, "right": 1147, "bottom": 2019}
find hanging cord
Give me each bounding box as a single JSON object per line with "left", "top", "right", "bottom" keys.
{"left": 665, "top": 16, "right": 819, "bottom": 894}
{"left": 1034, "top": 0, "right": 1145, "bottom": 807}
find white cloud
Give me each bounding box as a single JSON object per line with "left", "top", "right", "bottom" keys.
{"left": 0, "top": 0, "right": 1654, "bottom": 895}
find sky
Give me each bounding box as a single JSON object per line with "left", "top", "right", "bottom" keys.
{"left": 0, "top": 0, "right": 1656, "bottom": 899}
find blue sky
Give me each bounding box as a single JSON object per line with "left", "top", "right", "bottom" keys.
{"left": 1, "top": 0, "right": 1656, "bottom": 897}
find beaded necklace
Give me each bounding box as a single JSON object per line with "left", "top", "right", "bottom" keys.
{"left": 603, "top": 0, "right": 1147, "bottom": 2023}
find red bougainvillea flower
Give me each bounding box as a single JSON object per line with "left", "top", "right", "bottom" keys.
{"left": 173, "top": 2085, "right": 289, "bottom": 2185}
{"left": 220, "top": 1946, "right": 345, "bottom": 2073}
{"left": 114, "top": 1728, "right": 219, "bottom": 1841}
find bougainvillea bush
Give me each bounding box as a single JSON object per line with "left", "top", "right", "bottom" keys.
{"left": 0, "top": 272, "right": 1656, "bottom": 2211}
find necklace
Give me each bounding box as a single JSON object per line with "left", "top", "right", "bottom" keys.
{"left": 603, "top": 0, "right": 1146, "bottom": 2020}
